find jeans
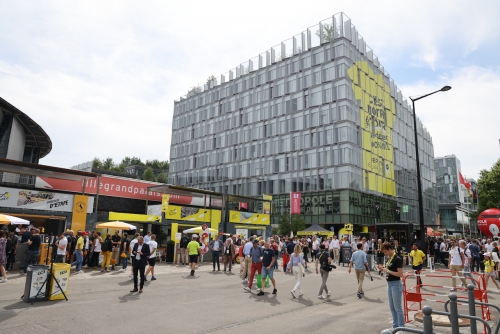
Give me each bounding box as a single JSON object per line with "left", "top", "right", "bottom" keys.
{"left": 387, "top": 280, "right": 405, "bottom": 328}
{"left": 273, "top": 255, "right": 278, "bottom": 269}
{"left": 212, "top": 251, "right": 220, "bottom": 270}
{"left": 6, "top": 251, "right": 16, "bottom": 270}
{"left": 318, "top": 268, "right": 329, "bottom": 295}
{"left": 71, "top": 251, "right": 83, "bottom": 271}
{"left": 463, "top": 266, "right": 476, "bottom": 286}
{"left": 23, "top": 250, "right": 39, "bottom": 272}
{"left": 122, "top": 255, "right": 128, "bottom": 269}
{"left": 54, "top": 254, "right": 65, "bottom": 263}
{"left": 470, "top": 257, "right": 480, "bottom": 272}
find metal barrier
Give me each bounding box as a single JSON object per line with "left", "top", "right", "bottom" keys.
{"left": 402, "top": 269, "right": 490, "bottom": 323}
{"left": 380, "top": 286, "right": 499, "bottom": 334}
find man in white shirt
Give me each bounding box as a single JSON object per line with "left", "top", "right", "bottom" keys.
{"left": 448, "top": 240, "right": 467, "bottom": 291}
{"left": 144, "top": 231, "right": 152, "bottom": 243}
{"left": 55, "top": 232, "right": 67, "bottom": 263}
{"left": 439, "top": 239, "right": 447, "bottom": 265}
{"left": 144, "top": 235, "right": 158, "bottom": 281}
{"left": 361, "top": 237, "right": 369, "bottom": 253}
{"left": 311, "top": 237, "right": 319, "bottom": 261}
{"left": 351, "top": 238, "right": 359, "bottom": 252}
{"left": 129, "top": 233, "right": 140, "bottom": 279}
{"left": 330, "top": 235, "right": 340, "bottom": 264}
{"left": 485, "top": 239, "right": 493, "bottom": 252}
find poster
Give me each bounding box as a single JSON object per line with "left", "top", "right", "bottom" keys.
{"left": 49, "top": 264, "right": 71, "bottom": 300}
{"left": 263, "top": 194, "right": 272, "bottom": 214}
{"left": 290, "top": 192, "right": 301, "bottom": 214}
{"left": 229, "top": 211, "right": 270, "bottom": 225}
{"left": 0, "top": 186, "right": 94, "bottom": 213}
{"left": 201, "top": 224, "right": 210, "bottom": 255}
{"left": 165, "top": 205, "right": 214, "bottom": 222}
{"left": 29, "top": 267, "right": 48, "bottom": 299}
{"left": 347, "top": 61, "right": 396, "bottom": 196}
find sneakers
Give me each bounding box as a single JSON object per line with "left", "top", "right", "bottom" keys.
{"left": 0, "top": 278, "right": 7, "bottom": 283}
{"left": 450, "top": 288, "right": 457, "bottom": 292}
{"left": 144, "top": 277, "right": 148, "bottom": 281}
{"left": 190, "top": 270, "right": 194, "bottom": 276}
{"left": 151, "top": 277, "right": 156, "bottom": 281}
{"left": 256, "top": 288, "right": 261, "bottom": 292}
{"left": 129, "top": 275, "right": 134, "bottom": 279}
{"left": 243, "top": 287, "right": 251, "bottom": 292}
{"left": 75, "top": 271, "right": 83, "bottom": 274}
{"left": 299, "top": 291, "right": 304, "bottom": 296}
{"left": 495, "top": 290, "right": 500, "bottom": 293}
{"left": 318, "top": 295, "right": 325, "bottom": 299}
{"left": 360, "top": 291, "right": 364, "bottom": 295}
{"left": 290, "top": 290, "right": 296, "bottom": 298}
{"left": 272, "top": 289, "right": 277, "bottom": 294}
{"left": 357, "top": 292, "right": 362, "bottom": 298}
{"left": 326, "top": 291, "right": 331, "bottom": 296}
{"left": 118, "top": 268, "right": 125, "bottom": 272}
{"left": 242, "top": 279, "right": 248, "bottom": 283}
{"left": 256, "top": 291, "right": 264, "bottom": 296}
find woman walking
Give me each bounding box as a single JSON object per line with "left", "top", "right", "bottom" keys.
{"left": 316, "top": 244, "right": 332, "bottom": 299}
{"left": 286, "top": 244, "right": 305, "bottom": 298}
{"left": 90, "top": 231, "right": 102, "bottom": 269}
{"left": 378, "top": 242, "right": 405, "bottom": 332}
{"left": 0, "top": 230, "right": 8, "bottom": 283}
{"left": 119, "top": 233, "right": 130, "bottom": 271}
{"left": 483, "top": 253, "right": 500, "bottom": 292}
{"left": 302, "top": 239, "right": 310, "bottom": 269}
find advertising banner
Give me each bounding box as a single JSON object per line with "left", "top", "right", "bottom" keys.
{"left": 71, "top": 195, "right": 89, "bottom": 231}
{"left": 147, "top": 204, "right": 162, "bottom": 216}
{"left": 263, "top": 194, "right": 272, "bottom": 214}
{"left": 290, "top": 192, "right": 301, "bottom": 214}
{"left": 49, "top": 263, "right": 70, "bottom": 300}
{"left": 165, "top": 205, "right": 212, "bottom": 223}
{"left": 161, "top": 194, "right": 170, "bottom": 212}
{"left": 239, "top": 202, "right": 248, "bottom": 211}
{"left": 0, "top": 186, "right": 93, "bottom": 213}
{"left": 28, "top": 267, "right": 48, "bottom": 299}
{"left": 229, "top": 211, "right": 270, "bottom": 225}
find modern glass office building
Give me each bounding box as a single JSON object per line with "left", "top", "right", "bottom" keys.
{"left": 169, "top": 13, "right": 438, "bottom": 233}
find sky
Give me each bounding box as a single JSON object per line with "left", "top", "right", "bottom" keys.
{"left": 0, "top": 0, "right": 499, "bottom": 180}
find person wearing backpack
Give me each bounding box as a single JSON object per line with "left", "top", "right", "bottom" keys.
{"left": 243, "top": 240, "right": 264, "bottom": 293}
{"left": 179, "top": 233, "right": 190, "bottom": 265}
{"left": 6, "top": 230, "right": 18, "bottom": 271}
{"left": 316, "top": 244, "right": 333, "bottom": 299}
{"left": 100, "top": 234, "right": 113, "bottom": 272}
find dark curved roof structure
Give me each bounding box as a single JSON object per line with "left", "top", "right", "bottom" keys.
{"left": 0, "top": 97, "right": 52, "bottom": 158}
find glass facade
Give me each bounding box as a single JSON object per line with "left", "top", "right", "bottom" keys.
{"left": 169, "top": 13, "right": 438, "bottom": 229}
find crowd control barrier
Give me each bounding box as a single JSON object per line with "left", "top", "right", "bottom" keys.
{"left": 402, "top": 269, "right": 490, "bottom": 324}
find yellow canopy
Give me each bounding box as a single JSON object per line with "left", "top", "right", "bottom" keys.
{"left": 183, "top": 226, "right": 218, "bottom": 234}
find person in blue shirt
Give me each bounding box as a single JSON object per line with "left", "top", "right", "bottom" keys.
{"left": 348, "top": 243, "right": 370, "bottom": 298}
{"left": 259, "top": 241, "right": 277, "bottom": 296}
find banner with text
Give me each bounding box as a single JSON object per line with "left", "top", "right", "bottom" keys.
{"left": 229, "top": 211, "right": 270, "bottom": 225}
{"left": 0, "top": 186, "right": 93, "bottom": 213}
{"left": 290, "top": 192, "right": 301, "bottom": 214}
{"left": 263, "top": 194, "right": 272, "bottom": 214}
{"left": 165, "top": 205, "right": 213, "bottom": 223}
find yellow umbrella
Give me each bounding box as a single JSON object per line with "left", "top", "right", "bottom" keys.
{"left": 183, "top": 226, "right": 218, "bottom": 234}
{"left": 96, "top": 221, "right": 136, "bottom": 230}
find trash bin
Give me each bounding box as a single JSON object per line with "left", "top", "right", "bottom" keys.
{"left": 48, "top": 263, "right": 71, "bottom": 301}
{"left": 23, "top": 265, "right": 49, "bottom": 303}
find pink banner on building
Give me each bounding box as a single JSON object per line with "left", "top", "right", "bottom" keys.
{"left": 290, "top": 192, "right": 301, "bottom": 214}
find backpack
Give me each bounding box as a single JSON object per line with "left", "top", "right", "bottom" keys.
{"left": 6, "top": 236, "right": 13, "bottom": 253}
{"left": 101, "top": 239, "right": 111, "bottom": 252}
{"left": 318, "top": 251, "right": 332, "bottom": 271}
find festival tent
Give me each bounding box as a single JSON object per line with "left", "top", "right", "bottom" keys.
{"left": 297, "top": 224, "right": 330, "bottom": 236}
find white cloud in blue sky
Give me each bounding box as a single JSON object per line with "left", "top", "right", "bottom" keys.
{"left": 0, "top": 0, "right": 498, "bottom": 179}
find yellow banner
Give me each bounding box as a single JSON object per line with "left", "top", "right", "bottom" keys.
{"left": 229, "top": 210, "right": 270, "bottom": 225}
{"left": 347, "top": 61, "right": 396, "bottom": 196}
{"left": 165, "top": 205, "right": 213, "bottom": 223}
{"left": 71, "top": 194, "right": 88, "bottom": 231}
{"left": 162, "top": 194, "right": 170, "bottom": 212}
{"left": 263, "top": 194, "right": 272, "bottom": 214}
{"left": 108, "top": 212, "right": 161, "bottom": 222}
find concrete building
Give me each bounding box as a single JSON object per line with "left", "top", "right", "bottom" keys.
{"left": 168, "top": 13, "right": 438, "bottom": 233}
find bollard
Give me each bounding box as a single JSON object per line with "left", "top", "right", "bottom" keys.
{"left": 467, "top": 284, "right": 477, "bottom": 334}
{"left": 449, "top": 294, "right": 460, "bottom": 334}
{"left": 422, "top": 306, "right": 434, "bottom": 334}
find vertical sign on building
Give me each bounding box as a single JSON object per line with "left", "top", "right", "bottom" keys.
{"left": 71, "top": 194, "right": 88, "bottom": 232}
{"left": 263, "top": 194, "right": 272, "bottom": 214}
{"left": 290, "top": 192, "right": 301, "bottom": 214}
{"left": 239, "top": 202, "right": 248, "bottom": 211}
{"left": 162, "top": 194, "right": 170, "bottom": 213}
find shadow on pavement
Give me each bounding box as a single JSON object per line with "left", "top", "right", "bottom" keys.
{"left": 246, "top": 292, "right": 282, "bottom": 306}
{"left": 362, "top": 295, "right": 384, "bottom": 303}
{"left": 118, "top": 293, "right": 140, "bottom": 303}
{"left": 181, "top": 276, "right": 199, "bottom": 279}
{"left": 0, "top": 310, "right": 18, "bottom": 323}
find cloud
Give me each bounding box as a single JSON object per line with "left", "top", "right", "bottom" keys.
{"left": 400, "top": 65, "right": 500, "bottom": 180}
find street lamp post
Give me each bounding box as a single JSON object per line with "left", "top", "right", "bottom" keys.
{"left": 409, "top": 86, "right": 451, "bottom": 250}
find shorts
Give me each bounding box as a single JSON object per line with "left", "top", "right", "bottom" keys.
{"left": 148, "top": 258, "right": 156, "bottom": 266}
{"left": 189, "top": 255, "right": 198, "bottom": 263}
{"left": 487, "top": 271, "right": 496, "bottom": 277}
{"left": 262, "top": 266, "right": 274, "bottom": 279}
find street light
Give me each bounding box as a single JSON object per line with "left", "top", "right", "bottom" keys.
{"left": 409, "top": 86, "right": 451, "bottom": 250}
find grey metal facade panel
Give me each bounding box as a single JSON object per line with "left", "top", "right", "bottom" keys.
{"left": 168, "top": 13, "right": 438, "bottom": 225}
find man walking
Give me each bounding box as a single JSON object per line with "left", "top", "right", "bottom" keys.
{"left": 111, "top": 230, "right": 121, "bottom": 270}
{"left": 130, "top": 236, "right": 150, "bottom": 293}
{"left": 144, "top": 234, "right": 157, "bottom": 281}
{"left": 316, "top": 244, "right": 333, "bottom": 299}
{"left": 71, "top": 231, "right": 84, "bottom": 274}
{"left": 242, "top": 237, "right": 254, "bottom": 283}
{"left": 259, "top": 241, "right": 277, "bottom": 296}
{"left": 180, "top": 233, "right": 190, "bottom": 265}
{"left": 244, "top": 240, "right": 263, "bottom": 293}
{"left": 376, "top": 239, "right": 384, "bottom": 276}
{"left": 448, "top": 240, "right": 467, "bottom": 292}
{"left": 6, "top": 230, "right": 18, "bottom": 271}
{"left": 129, "top": 233, "right": 140, "bottom": 279}
{"left": 348, "top": 243, "right": 370, "bottom": 298}
{"left": 409, "top": 243, "right": 426, "bottom": 286}
{"left": 223, "top": 239, "right": 235, "bottom": 272}
{"left": 187, "top": 235, "right": 201, "bottom": 276}
{"left": 209, "top": 236, "right": 223, "bottom": 271}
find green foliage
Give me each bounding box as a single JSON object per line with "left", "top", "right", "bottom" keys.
{"left": 271, "top": 227, "right": 279, "bottom": 235}
{"left": 142, "top": 167, "right": 155, "bottom": 181}
{"left": 156, "top": 229, "right": 167, "bottom": 246}
{"left": 93, "top": 156, "right": 169, "bottom": 182}
{"left": 476, "top": 158, "right": 500, "bottom": 215}
{"left": 155, "top": 173, "right": 169, "bottom": 184}
{"left": 277, "top": 213, "right": 306, "bottom": 236}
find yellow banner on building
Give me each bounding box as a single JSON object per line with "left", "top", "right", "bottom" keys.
{"left": 71, "top": 194, "right": 88, "bottom": 231}
{"left": 263, "top": 194, "right": 272, "bottom": 214}
{"left": 229, "top": 210, "right": 270, "bottom": 225}
{"left": 162, "top": 194, "right": 170, "bottom": 212}
{"left": 165, "top": 205, "right": 213, "bottom": 223}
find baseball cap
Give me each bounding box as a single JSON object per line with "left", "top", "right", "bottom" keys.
{"left": 192, "top": 234, "right": 199, "bottom": 238}
{"left": 484, "top": 252, "right": 491, "bottom": 257}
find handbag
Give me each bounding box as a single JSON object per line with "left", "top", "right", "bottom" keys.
{"left": 120, "top": 252, "right": 127, "bottom": 258}
{"left": 111, "top": 258, "right": 116, "bottom": 265}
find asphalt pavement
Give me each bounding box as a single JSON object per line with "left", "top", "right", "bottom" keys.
{"left": 0, "top": 259, "right": 498, "bottom": 334}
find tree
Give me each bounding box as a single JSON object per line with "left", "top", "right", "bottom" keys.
{"left": 473, "top": 158, "right": 500, "bottom": 221}
{"left": 155, "top": 173, "right": 169, "bottom": 184}
{"left": 142, "top": 167, "right": 155, "bottom": 181}
{"left": 206, "top": 75, "right": 215, "bottom": 86}
{"left": 277, "top": 213, "right": 306, "bottom": 236}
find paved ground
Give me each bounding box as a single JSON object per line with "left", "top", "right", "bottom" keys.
{"left": 0, "top": 260, "right": 498, "bottom": 334}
